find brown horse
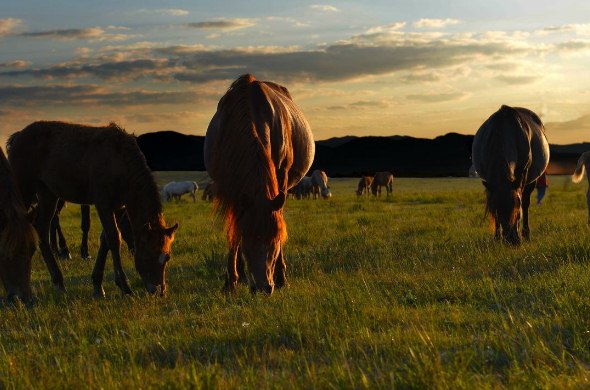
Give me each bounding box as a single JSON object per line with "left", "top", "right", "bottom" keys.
{"left": 572, "top": 151, "right": 590, "bottom": 223}
{"left": 205, "top": 74, "right": 314, "bottom": 294}
{"left": 8, "top": 121, "right": 178, "bottom": 297}
{"left": 472, "top": 105, "right": 549, "bottom": 245}
{"left": 371, "top": 172, "right": 394, "bottom": 197}
{"left": 0, "top": 147, "right": 36, "bottom": 303}
{"left": 356, "top": 176, "right": 373, "bottom": 196}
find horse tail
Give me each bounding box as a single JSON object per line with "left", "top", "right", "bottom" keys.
{"left": 572, "top": 152, "right": 589, "bottom": 184}
{"left": 0, "top": 148, "right": 37, "bottom": 260}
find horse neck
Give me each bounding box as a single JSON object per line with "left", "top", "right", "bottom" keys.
{"left": 123, "top": 176, "right": 164, "bottom": 231}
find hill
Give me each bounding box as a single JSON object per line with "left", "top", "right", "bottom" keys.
{"left": 136, "top": 131, "right": 586, "bottom": 176}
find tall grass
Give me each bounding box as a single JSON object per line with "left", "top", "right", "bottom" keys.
{"left": 1, "top": 175, "right": 589, "bottom": 388}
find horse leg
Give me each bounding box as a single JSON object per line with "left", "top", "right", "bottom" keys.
{"left": 274, "top": 245, "right": 288, "bottom": 290}
{"left": 55, "top": 214, "right": 72, "bottom": 260}
{"left": 36, "top": 184, "right": 65, "bottom": 291}
{"left": 224, "top": 244, "right": 240, "bottom": 292}
{"left": 91, "top": 231, "right": 109, "bottom": 298}
{"left": 116, "top": 209, "right": 134, "bottom": 254}
{"left": 95, "top": 206, "right": 132, "bottom": 295}
{"left": 587, "top": 189, "right": 590, "bottom": 225}
{"left": 236, "top": 246, "right": 248, "bottom": 284}
{"left": 521, "top": 182, "right": 535, "bottom": 240}
{"left": 80, "top": 205, "right": 91, "bottom": 259}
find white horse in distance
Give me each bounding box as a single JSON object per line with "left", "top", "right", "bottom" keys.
{"left": 161, "top": 181, "right": 198, "bottom": 202}
{"left": 311, "top": 169, "right": 331, "bottom": 199}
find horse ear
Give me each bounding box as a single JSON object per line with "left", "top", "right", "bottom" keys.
{"left": 165, "top": 223, "right": 179, "bottom": 236}
{"left": 270, "top": 191, "right": 286, "bottom": 211}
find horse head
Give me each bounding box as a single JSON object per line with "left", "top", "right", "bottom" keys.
{"left": 134, "top": 221, "right": 178, "bottom": 295}
{"left": 239, "top": 191, "right": 287, "bottom": 295}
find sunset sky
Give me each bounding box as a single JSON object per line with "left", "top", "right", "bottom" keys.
{"left": 1, "top": 0, "right": 590, "bottom": 145}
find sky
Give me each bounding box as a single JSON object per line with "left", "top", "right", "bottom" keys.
{"left": 1, "top": 0, "right": 590, "bottom": 145}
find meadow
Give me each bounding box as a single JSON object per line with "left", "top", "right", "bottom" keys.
{"left": 1, "top": 173, "right": 590, "bottom": 389}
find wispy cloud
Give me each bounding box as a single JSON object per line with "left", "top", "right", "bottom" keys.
{"left": 413, "top": 18, "right": 460, "bottom": 29}
{"left": 0, "top": 18, "right": 23, "bottom": 37}
{"left": 406, "top": 92, "right": 468, "bottom": 103}
{"left": 546, "top": 114, "right": 590, "bottom": 134}
{"left": 0, "top": 60, "right": 30, "bottom": 69}
{"left": 185, "top": 18, "right": 256, "bottom": 31}
{"left": 139, "top": 8, "right": 189, "bottom": 17}
{"left": 309, "top": 5, "right": 340, "bottom": 13}
{"left": 495, "top": 75, "right": 540, "bottom": 85}
{"left": 20, "top": 27, "right": 130, "bottom": 41}
{"left": 539, "top": 23, "right": 590, "bottom": 36}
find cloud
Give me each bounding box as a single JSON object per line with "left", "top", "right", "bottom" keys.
{"left": 309, "top": 5, "right": 340, "bottom": 12}
{"left": 140, "top": 8, "right": 189, "bottom": 17}
{"left": 365, "top": 23, "right": 406, "bottom": 35}
{"left": 0, "top": 60, "right": 30, "bottom": 69}
{"left": 185, "top": 18, "right": 256, "bottom": 31}
{"left": 0, "top": 18, "right": 23, "bottom": 37}
{"left": 495, "top": 75, "right": 540, "bottom": 85}
{"left": 20, "top": 27, "right": 130, "bottom": 41}
{"left": 406, "top": 92, "right": 468, "bottom": 103}
{"left": 413, "top": 18, "right": 460, "bottom": 29}
{"left": 539, "top": 23, "right": 590, "bottom": 36}
{"left": 327, "top": 100, "right": 391, "bottom": 111}
{"left": 546, "top": 114, "right": 590, "bottom": 133}
{"left": 0, "top": 85, "right": 200, "bottom": 107}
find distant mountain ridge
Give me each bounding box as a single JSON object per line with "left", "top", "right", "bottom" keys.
{"left": 136, "top": 130, "right": 586, "bottom": 176}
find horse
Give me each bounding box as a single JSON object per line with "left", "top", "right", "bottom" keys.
{"left": 311, "top": 170, "right": 331, "bottom": 199}
{"left": 0, "top": 147, "right": 37, "bottom": 303}
{"left": 7, "top": 121, "right": 178, "bottom": 297}
{"left": 291, "top": 176, "right": 312, "bottom": 199}
{"left": 572, "top": 151, "right": 590, "bottom": 223}
{"left": 161, "top": 181, "right": 198, "bottom": 202}
{"left": 356, "top": 176, "right": 373, "bottom": 196}
{"left": 371, "top": 172, "right": 394, "bottom": 197}
{"left": 205, "top": 74, "right": 314, "bottom": 294}
{"left": 201, "top": 181, "right": 217, "bottom": 201}
{"left": 472, "top": 105, "right": 549, "bottom": 245}
{"left": 49, "top": 201, "right": 134, "bottom": 260}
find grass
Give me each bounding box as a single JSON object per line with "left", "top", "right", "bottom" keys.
{"left": 1, "top": 174, "right": 590, "bottom": 388}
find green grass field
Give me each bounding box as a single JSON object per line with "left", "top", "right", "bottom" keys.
{"left": 2, "top": 174, "right": 590, "bottom": 388}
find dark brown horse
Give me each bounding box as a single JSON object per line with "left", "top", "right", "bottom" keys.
{"left": 205, "top": 74, "right": 314, "bottom": 294}
{"left": 8, "top": 121, "right": 178, "bottom": 297}
{"left": 472, "top": 105, "right": 549, "bottom": 245}
{"left": 0, "top": 147, "right": 36, "bottom": 303}
{"left": 572, "top": 151, "right": 590, "bottom": 223}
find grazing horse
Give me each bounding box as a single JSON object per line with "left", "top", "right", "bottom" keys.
{"left": 290, "top": 176, "right": 312, "bottom": 199}
{"left": 201, "top": 181, "right": 217, "bottom": 201}
{"left": 161, "top": 181, "right": 198, "bottom": 202}
{"left": 371, "top": 172, "right": 394, "bottom": 197}
{"left": 50, "top": 201, "right": 134, "bottom": 260}
{"left": 356, "top": 176, "right": 373, "bottom": 196}
{"left": 572, "top": 151, "right": 590, "bottom": 223}
{"left": 311, "top": 170, "right": 331, "bottom": 199}
{"left": 8, "top": 121, "right": 178, "bottom": 297}
{"left": 0, "top": 147, "right": 36, "bottom": 303}
{"left": 472, "top": 105, "right": 549, "bottom": 245}
{"left": 205, "top": 74, "right": 314, "bottom": 294}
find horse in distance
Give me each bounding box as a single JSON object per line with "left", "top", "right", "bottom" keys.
{"left": 572, "top": 151, "right": 590, "bottom": 223}
{"left": 472, "top": 105, "right": 549, "bottom": 245}
{"left": 201, "top": 181, "right": 217, "bottom": 201}
{"left": 356, "top": 176, "right": 373, "bottom": 196}
{"left": 7, "top": 121, "right": 178, "bottom": 297}
{"left": 205, "top": 74, "right": 314, "bottom": 294}
{"left": 291, "top": 176, "right": 312, "bottom": 199}
{"left": 311, "top": 170, "right": 331, "bottom": 199}
{"left": 0, "top": 147, "right": 36, "bottom": 303}
{"left": 371, "top": 172, "right": 394, "bottom": 197}
{"left": 161, "top": 181, "right": 198, "bottom": 202}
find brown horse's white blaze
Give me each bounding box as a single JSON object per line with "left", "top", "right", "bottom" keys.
{"left": 472, "top": 105, "right": 549, "bottom": 245}
{"left": 205, "top": 74, "right": 314, "bottom": 294}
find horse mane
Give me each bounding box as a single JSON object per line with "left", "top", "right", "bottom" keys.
{"left": 212, "top": 74, "right": 287, "bottom": 247}
{"left": 0, "top": 147, "right": 36, "bottom": 260}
